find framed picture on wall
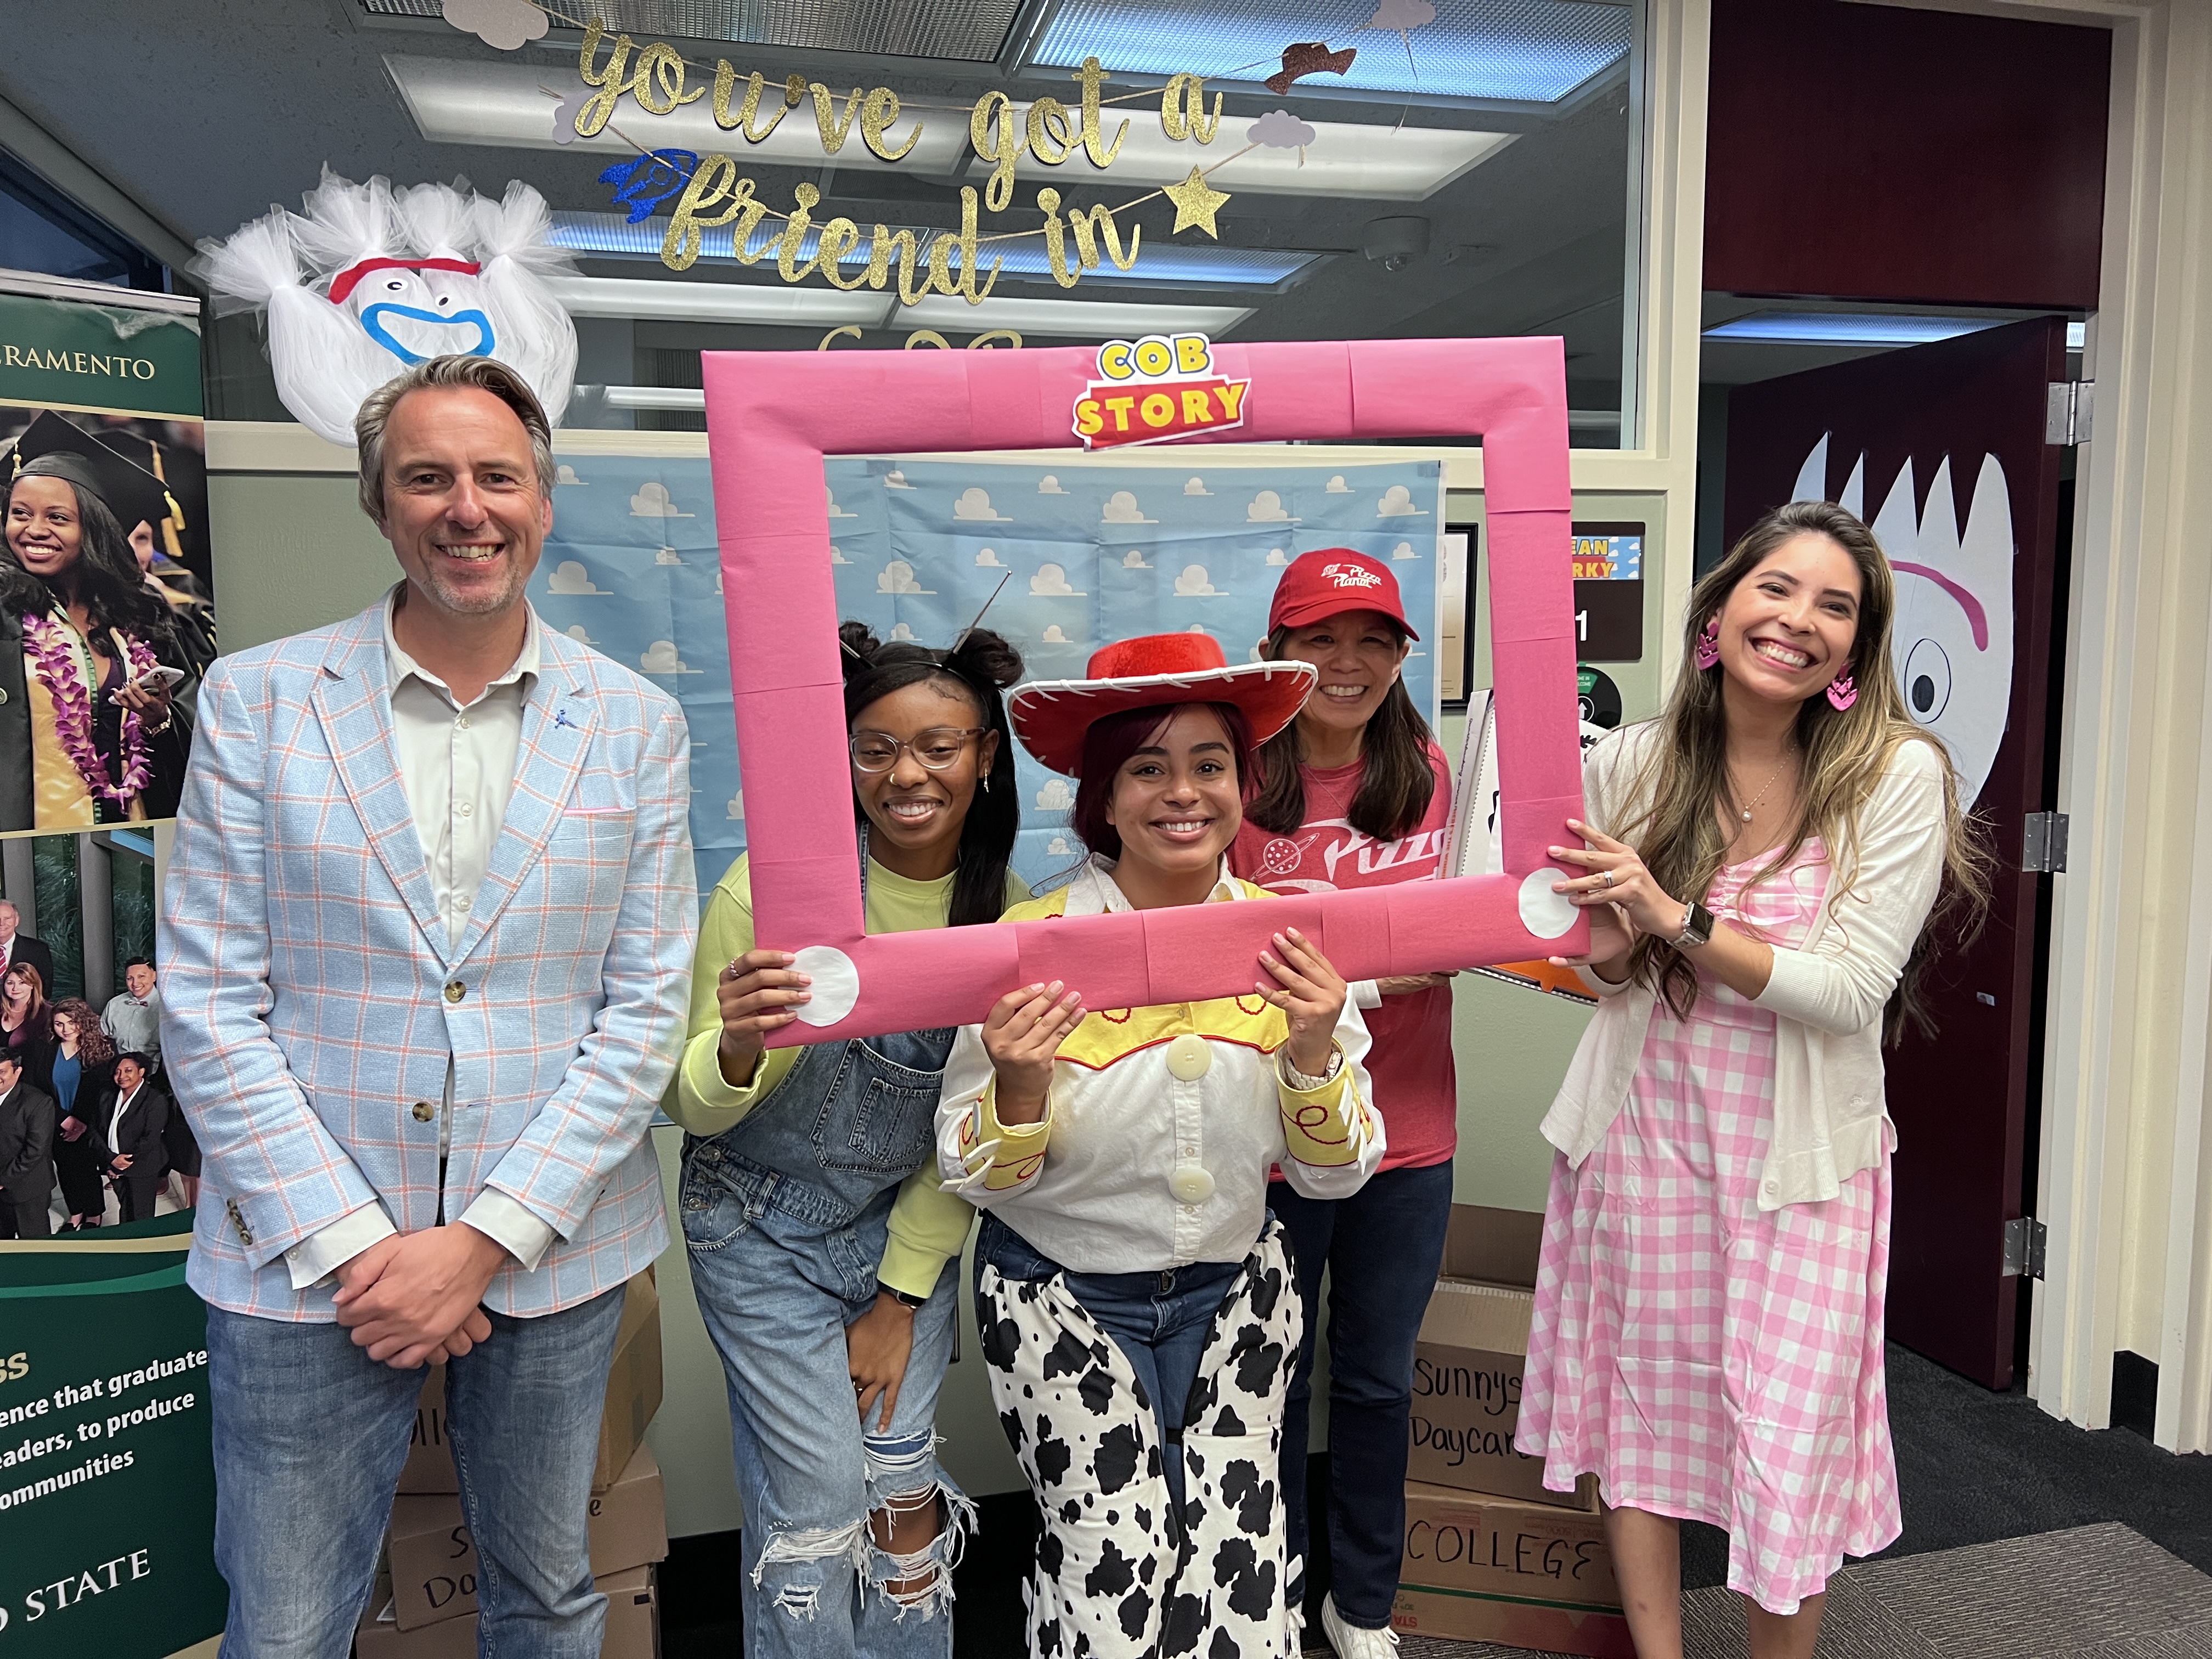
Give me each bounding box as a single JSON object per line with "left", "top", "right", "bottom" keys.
{"left": 1441, "top": 521, "right": 1480, "bottom": 708}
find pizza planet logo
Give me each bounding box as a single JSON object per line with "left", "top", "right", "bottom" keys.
{"left": 1321, "top": 562, "right": 1381, "bottom": 589}
{"left": 1072, "top": 333, "right": 1250, "bottom": 450}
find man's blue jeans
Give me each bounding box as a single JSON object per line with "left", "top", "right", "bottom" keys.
{"left": 206, "top": 1284, "right": 627, "bottom": 1658}
{"left": 1272, "top": 1161, "right": 1455, "bottom": 1629}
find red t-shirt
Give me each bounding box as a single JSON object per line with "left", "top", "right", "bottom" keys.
{"left": 1229, "top": 742, "right": 1457, "bottom": 1171}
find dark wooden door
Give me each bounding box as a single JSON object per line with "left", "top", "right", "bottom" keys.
{"left": 1724, "top": 317, "right": 2070, "bottom": 1389}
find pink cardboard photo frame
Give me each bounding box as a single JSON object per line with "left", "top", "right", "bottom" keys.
{"left": 703, "top": 337, "right": 1587, "bottom": 1045}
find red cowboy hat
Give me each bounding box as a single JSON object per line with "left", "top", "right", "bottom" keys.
{"left": 1008, "top": 633, "right": 1316, "bottom": 777}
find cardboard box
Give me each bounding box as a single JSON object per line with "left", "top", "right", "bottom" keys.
{"left": 1400, "top": 1480, "right": 1618, "bottom": 1607}
{"left": 1408, "top": 1205, "right": 1598, "bottom": 1509}
{"left": 1390, "top": 1587, "right": 1637, "bottom": 1656}
{"left": 398, "top": 1270, "right": 662, "bottom": 1495}
{"left": 385, "top": 1444, "right": 670, "bottom": 1630}
{"left": 593, "top": 1273, "right": 664, "bottom": 1491}
{"left": 355, "top": 1564, "right": 657, "bottom": 1658}
{"left": 1395, "top": 1478, "right": 1630, "bottom": 1656}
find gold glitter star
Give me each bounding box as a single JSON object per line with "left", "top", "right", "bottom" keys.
{"left": 1162, "top": 166, "right": 1232, "bottom": 238}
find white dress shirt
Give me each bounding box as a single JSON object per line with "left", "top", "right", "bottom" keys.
{"left": 106, "top": 1083, "right": 144, "bottom": 1152}
{"left": 283, "top": 589, "right": 557, "bottom": 1289}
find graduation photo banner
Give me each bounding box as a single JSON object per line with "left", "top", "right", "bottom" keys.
{"left": 0, "top": 274, "right": 216, "bottom": 838}
{"left": 703, "top": 335, "right": 1586, "bottom": 1045}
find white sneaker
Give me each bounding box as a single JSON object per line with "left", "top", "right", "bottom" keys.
{"left": 1321, "top": 1593, "right": 1400, "bottom": 1657}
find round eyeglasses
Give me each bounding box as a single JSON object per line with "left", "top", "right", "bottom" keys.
{"left": 849, "top": 727, "right": 989, "bottom": 773}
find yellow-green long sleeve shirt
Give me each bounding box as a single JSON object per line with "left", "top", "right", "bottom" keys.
{"left": 664, "top": 851, "right": 1027, "bottom": 1299}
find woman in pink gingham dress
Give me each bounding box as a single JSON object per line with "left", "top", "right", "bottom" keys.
{"left": 1521, "top": 502, "right": 1987, "bottom": 1659}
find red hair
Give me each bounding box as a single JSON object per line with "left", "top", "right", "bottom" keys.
{"left": 1070, "top": 701, "right": 1256, "bottom": 860}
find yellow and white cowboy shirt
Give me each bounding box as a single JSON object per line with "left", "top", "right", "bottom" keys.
{"left": 935, "top": 856, "right": 1383, "bottom": 1274}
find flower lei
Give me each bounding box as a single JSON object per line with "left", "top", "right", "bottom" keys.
{"left": 21, "top": 610, "right": 157, "bottom": 810}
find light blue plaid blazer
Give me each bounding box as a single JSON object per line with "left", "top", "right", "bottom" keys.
{"left": 161, "top": 603, "right": 696, "bottom": 1321}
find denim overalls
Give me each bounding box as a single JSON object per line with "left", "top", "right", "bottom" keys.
{"left": 680, "top": 858, "right": 972, "bottom": 1658}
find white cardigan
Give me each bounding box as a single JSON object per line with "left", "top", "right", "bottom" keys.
{"left": 1539, "top": 721, "right": 1951, "bottom": 1210}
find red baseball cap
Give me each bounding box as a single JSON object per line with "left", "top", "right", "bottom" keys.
{"left": 1266, "top": 548, "right": 1419, "bottom": 639}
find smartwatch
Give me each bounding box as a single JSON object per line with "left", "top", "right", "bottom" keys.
{"left": 878, "top": 1283, "right": 929, "bottom": 1310}
{"left": 1669, "top": 901, "right": 1716, "bottom": 951}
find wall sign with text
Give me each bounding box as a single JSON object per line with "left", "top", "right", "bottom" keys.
{"left": 1569, "top": 520, "right": 1645, "bottom": 662}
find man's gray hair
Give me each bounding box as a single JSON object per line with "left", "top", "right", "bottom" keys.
{"left": 354, "top": 356, "right": 556, "bottom": 524}
{"left": 0, "top": 901, "right": 19, "bottom": 921}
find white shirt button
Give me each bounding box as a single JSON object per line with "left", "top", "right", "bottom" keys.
{"left": 1764, "top": 1180, "right": 1779, "bottom": 1194}
{"left": 1168, "top": 1166, "right": 1216, "bottom": 1204}
{"left": 1165, "top": 1034, "right": 1211, "bottom": 1080}
{"left": 457, "top": 896, "right": 472, "bottom": 911}
{"left": 456, "top": 714, "right": 471, "bottom": 730}
{"left": 458, "top": 802, "right": 473, "bottom": 817}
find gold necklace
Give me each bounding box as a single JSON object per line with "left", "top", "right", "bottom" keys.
{"left": 1731, "top": 746, "right": 1796, "bottom": 823}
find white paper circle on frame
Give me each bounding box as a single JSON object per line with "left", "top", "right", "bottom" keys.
{"left": 1517, "top": 868, "right": 1580, "bottom": 940}
{"left": 789, "top": 945, "right": 862, "bottom": 1026}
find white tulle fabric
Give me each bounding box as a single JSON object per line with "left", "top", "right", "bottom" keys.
{"left": 191, "top": 168, "right": 577, "bottom": 445}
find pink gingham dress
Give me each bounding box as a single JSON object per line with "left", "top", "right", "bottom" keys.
{"left": 1518, "top": 838, "right": 1900, "bottom": 1615}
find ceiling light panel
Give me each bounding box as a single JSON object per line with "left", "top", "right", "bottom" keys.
{"left": 387, "top": 54, "right": 973, "bottom": 170}
{"left": 362, "top": 0, "right": 1025, "bottom": 60}
{"left": 1702, "top": 313, "right": 2008, "bottom": 347}
{"left": 897, "top": 294, "right": 1254, "bottom": 338}
{"left": 550, "top": 211, "right": 1321, "bottom": 287}
{"left": 551, "top": 210, "right": 917, "bottom": 268}
{"left": 546, "top": 274, "right": 892, "bottom": 324}
{"left": 1031, "top": 0, "right": 1633, "bottom": 104}
{"left": 387, "top": 56, "right": 1507, "bottom": 200}
{"left": 546, "top": 273, "right": 1250, "bottom": 341}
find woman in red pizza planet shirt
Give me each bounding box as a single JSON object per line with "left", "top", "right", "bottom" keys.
{"left": 1229, "top": 548, "right": 1457, "bottom": 1659}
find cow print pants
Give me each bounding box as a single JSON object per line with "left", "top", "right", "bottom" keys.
{"left": 978, "top": 1221, "right": 1305, "bottom": 1658}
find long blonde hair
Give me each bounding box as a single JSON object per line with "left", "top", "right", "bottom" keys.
{"left": 1617, "top": 501, "right": 1991, "bottom": 1035}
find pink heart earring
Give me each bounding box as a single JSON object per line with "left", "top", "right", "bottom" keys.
{"left": 1826, "top": 664, "right": 1858, "bottom": 711}
{"left": 1694, "top": 618, "right": 1720, "bottom": 670}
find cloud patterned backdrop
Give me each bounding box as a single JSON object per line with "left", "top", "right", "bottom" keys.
{"left": 535, "top": 455, "right": 1444, "bottom": 895}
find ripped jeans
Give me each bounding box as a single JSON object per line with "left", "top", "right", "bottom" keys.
{"left": 684, "top": 1165, "right": 971, "bottom": 1658}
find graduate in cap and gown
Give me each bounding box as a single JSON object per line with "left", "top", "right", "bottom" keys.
{"left": 83, "top": 417, "right": 217, "bottom": 681}
{"left": 1, "top": 411, "right": 194, "bottom": 830}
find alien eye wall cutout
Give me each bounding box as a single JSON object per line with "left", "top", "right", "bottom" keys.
{"left": 708, "top": 336, "right": 1584, "bottom": 1044}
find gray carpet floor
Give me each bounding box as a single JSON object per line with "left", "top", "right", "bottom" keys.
{"left": 1396, "top": 1522, "right": 2212, "bottom": 1658}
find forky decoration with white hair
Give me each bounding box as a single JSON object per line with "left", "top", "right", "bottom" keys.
{"left": 191, "top": 169, "right": 578, "bottom": 447}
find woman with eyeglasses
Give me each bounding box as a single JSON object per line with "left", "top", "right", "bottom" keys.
{"left": 665, "top": 620, "right": 1026, "bottom": 1659}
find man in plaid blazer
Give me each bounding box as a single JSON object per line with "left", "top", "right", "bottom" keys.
{"left": 162, "top": 356, "right": 696, "bottom": 1657}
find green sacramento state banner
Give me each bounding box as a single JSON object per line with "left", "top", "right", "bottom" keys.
{"left": 1, "top": 269, "right": 223, "bottom": 1655}
{"left": 0, "top": 1221, "right": 225, "bottom": 1655}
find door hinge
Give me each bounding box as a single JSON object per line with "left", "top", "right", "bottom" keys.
{"left": 2003, "top": 1216, "right": 2048, "bottom": 1280}
{"left": 2023, "top": 811, "right": 2069, "bottom": 873}
{"left": 2047, "top": 380, "right": 2094, "bottom": 445}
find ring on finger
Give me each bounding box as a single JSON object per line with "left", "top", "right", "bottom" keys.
{"left": 1601, "top": 870, "right": 1616, "bottom": 888}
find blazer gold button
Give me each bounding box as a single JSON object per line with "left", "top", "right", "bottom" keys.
{"left": 444, "top": 981, "right": 465, "bottom": 1003}
{"left": 411, "top": 1101, "right": 436, "bottom": 1122}
{"left": 1165, "top": 1033, "right": 1211, "bottom": 1081}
